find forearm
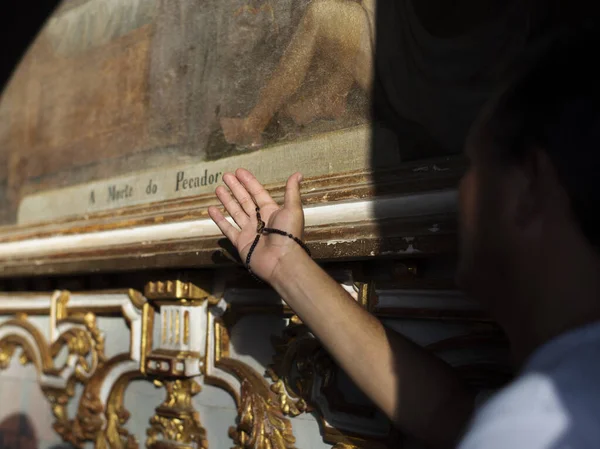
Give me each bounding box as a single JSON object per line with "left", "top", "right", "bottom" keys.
{"left": 271, "top": 248, "right": 475, "bottom": 448}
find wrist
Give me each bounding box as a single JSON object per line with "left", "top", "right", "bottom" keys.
{"left": 270, "top": 242, "right": 313, "bottom": 290}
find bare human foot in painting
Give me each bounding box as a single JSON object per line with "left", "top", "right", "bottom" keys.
{"left": 220, "top": 117, "right": 264, "bottom": 149}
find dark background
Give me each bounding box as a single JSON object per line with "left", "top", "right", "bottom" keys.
{"left": 0, "top": 2, "right": 62, "bottom": 92}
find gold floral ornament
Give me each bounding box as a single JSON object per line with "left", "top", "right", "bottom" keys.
{"left": 47, "top": 314, "right": 109, "bottom": 446}
{"left": 216, "top": 358, "right": 296, "bottom": 449}
{"left": 54, "top": 312, "right": 107, "bottom": 376}
{"left": 206, "top": 310, "right": 299, "bottom": 449}
{"left": 147, "top": 378, "right": 208, "bottom": 449}
{"left": 53, "top": 390, "right": 104, "bottom": 446}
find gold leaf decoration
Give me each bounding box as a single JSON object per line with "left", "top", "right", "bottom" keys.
{"left": 216, "top": 358, "right": 296, "bottom": 449}
{"left": 269, "top": 379, "right": 307, "bottom": 417}
{"left": 97, "top": 367, "right": 140, "bottom": 449}
{"left": 98, "top": 404, "right": 138, "bottom": 449}
{"left": 48, "top": 389, "right": 105, "bottom": 447}
{"left": 45, "top": 388, "right": 74, "bottom": 441}
{"left": 146, "top": 378, "right": 208, "bottom": 449}
{"left": 0, "top": 314, "right": 110, "bottom": 448}
{"left": 229, "top": 377, "right": 296, "bottom": 449}
{"left": 0, "top": 341, "right": 19, "bottom": 369}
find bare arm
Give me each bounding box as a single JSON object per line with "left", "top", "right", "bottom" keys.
{"left": 272, "top": 247, "right": 474, "bottom": 448}
{"left": 209, "top": 169, "right": 475, "bottom": 449}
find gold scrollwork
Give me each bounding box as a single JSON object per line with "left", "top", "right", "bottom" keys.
{"left": 0, "top": 289, "right": 150, "bottom": 449}
{"left": 55, "top": 312, "right": 107, "bottom": 376}
{"left": 49, "top": 314, "right": 110, "bottom": 447}
{"left": 97, "top": 368, "right": 140, "bottom": 449}
{"left": 269, "top": 379, "right": 307, "bottom": 417}
{"left": 146, "top": 378, "right": 208, "bottom": 449}
{"left": 0, "top": 311, "right": 108, "bottom": 448}
{"left": 217, "top": 358, "right": 296, "bottom": 449}
{"left": 49, "top": 389, "right": 104, "bottom": 446}
{"left": 65, "top": 354, "right": 141, "bottom": 449}
{"left": 0, "top": 339, "right": 29, "bottom": 369}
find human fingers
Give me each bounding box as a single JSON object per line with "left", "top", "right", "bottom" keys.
{"left": 235, "top": 168, "right": 278, "bottom": 209}
{"left": 283, "top": 172, "right": 304, "bottom": 211}
{"left": 215, "top": 184, "right": 249, "bottom": 228}
{"left": 223, "top": 172, "right": 258, "bottom": 216}
{"left": 208, "top": 205, "right": 240, "bottom": 245}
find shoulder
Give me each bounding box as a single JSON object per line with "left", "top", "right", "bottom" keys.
{"left": 459, "top": 345, "right": 600, "bottom": 449}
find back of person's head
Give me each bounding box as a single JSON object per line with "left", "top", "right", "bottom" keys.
{"left": 457, "top": 26, "right": 600, "bottom": 332}
{"left": 483, "top": 26, "right": 600, "bottom": 250}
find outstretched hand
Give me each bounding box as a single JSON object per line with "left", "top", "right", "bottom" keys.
{"left": 208, "top": 168, "right": 306, "bottom": 283}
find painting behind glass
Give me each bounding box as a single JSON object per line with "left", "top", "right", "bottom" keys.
{"left": 0, "top": 0, "right": 575, "bottom": 225}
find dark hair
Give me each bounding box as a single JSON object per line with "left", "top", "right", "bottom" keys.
{"left": 483, "top": 26, "right": 600, "bottom": 247}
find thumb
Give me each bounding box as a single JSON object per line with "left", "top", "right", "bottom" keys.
{"left": 284, "top": 172, "right": 303, "bottom": 210}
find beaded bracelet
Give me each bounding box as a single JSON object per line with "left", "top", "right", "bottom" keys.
{"left": 245, "top": 207, "right": 311, "bottom": 282}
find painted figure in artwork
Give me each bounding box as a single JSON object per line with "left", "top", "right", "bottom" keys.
{"left": 220, "top": 0, "right": 543, "bottom": 156}
{"left": 220, "top": 0, "right": 376, "bottom": 149}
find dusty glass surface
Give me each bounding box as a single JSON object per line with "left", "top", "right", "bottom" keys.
{"left": 0, "top": 0, "right": 574, "bottom": 225}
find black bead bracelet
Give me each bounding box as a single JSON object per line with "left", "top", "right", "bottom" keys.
{"left": 245, "top": 207, "right": 311, "bottom": 282}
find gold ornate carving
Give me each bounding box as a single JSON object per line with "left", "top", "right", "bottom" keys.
{"left": 44, "top": 388, "right": 76, "bottom": 441}
{"left": 50, "top": 389, "right": 105, "bottom": 446}
{"left": 0, "top": 339, "right": 25, "bottom": 369}
{"left": 206, "top": 317, "right": 298, "bottom": 448}
{"left": 0, "top": 312, "right": 108, "bottom": 448}
{"left": 146, "top": 378, "right": 208, "bottom": 449}
{"left": 65, "top": 354, "right": 141, "bottom": 449}
{"left": 55, "top": 312, "right": 107, "bottom": 374}
{"left": 142, "top": 280, "right": 215, "bottom": 448}
{"left": 0, "top": 318, "right": 55, "bottom": 372}
{"left": 269, "top": 379, "right": 307, "bottom": 417}
{"left": 217, "top": 358, "right": 296, "bottom": 449}
{"left": 55, "top": 291, "right": 70, "bottom": 320}
{"left": 128, "top": 289, "right": 148, "bottom": 310}
{"left": 0, "top": 290, "right": 148, "bottom": 449}
{"left": 45, "top": 313, "right": 111, "bottom": 447}
{"left": 97, "top": 369, "right": 140, "bottom": 449}
{"left": 145, "top": 280, "right": 210, "bottom": 303}
{"left": 142, "top": 280, "right": 208, "bottom": 377}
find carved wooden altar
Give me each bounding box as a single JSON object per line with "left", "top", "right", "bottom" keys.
{"left": 0, "top": 167, "right": 511, "bottom": 448}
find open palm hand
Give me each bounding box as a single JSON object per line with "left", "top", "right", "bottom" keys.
{"left": 208, "top": 168, "right": 306, "bottom": 283}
